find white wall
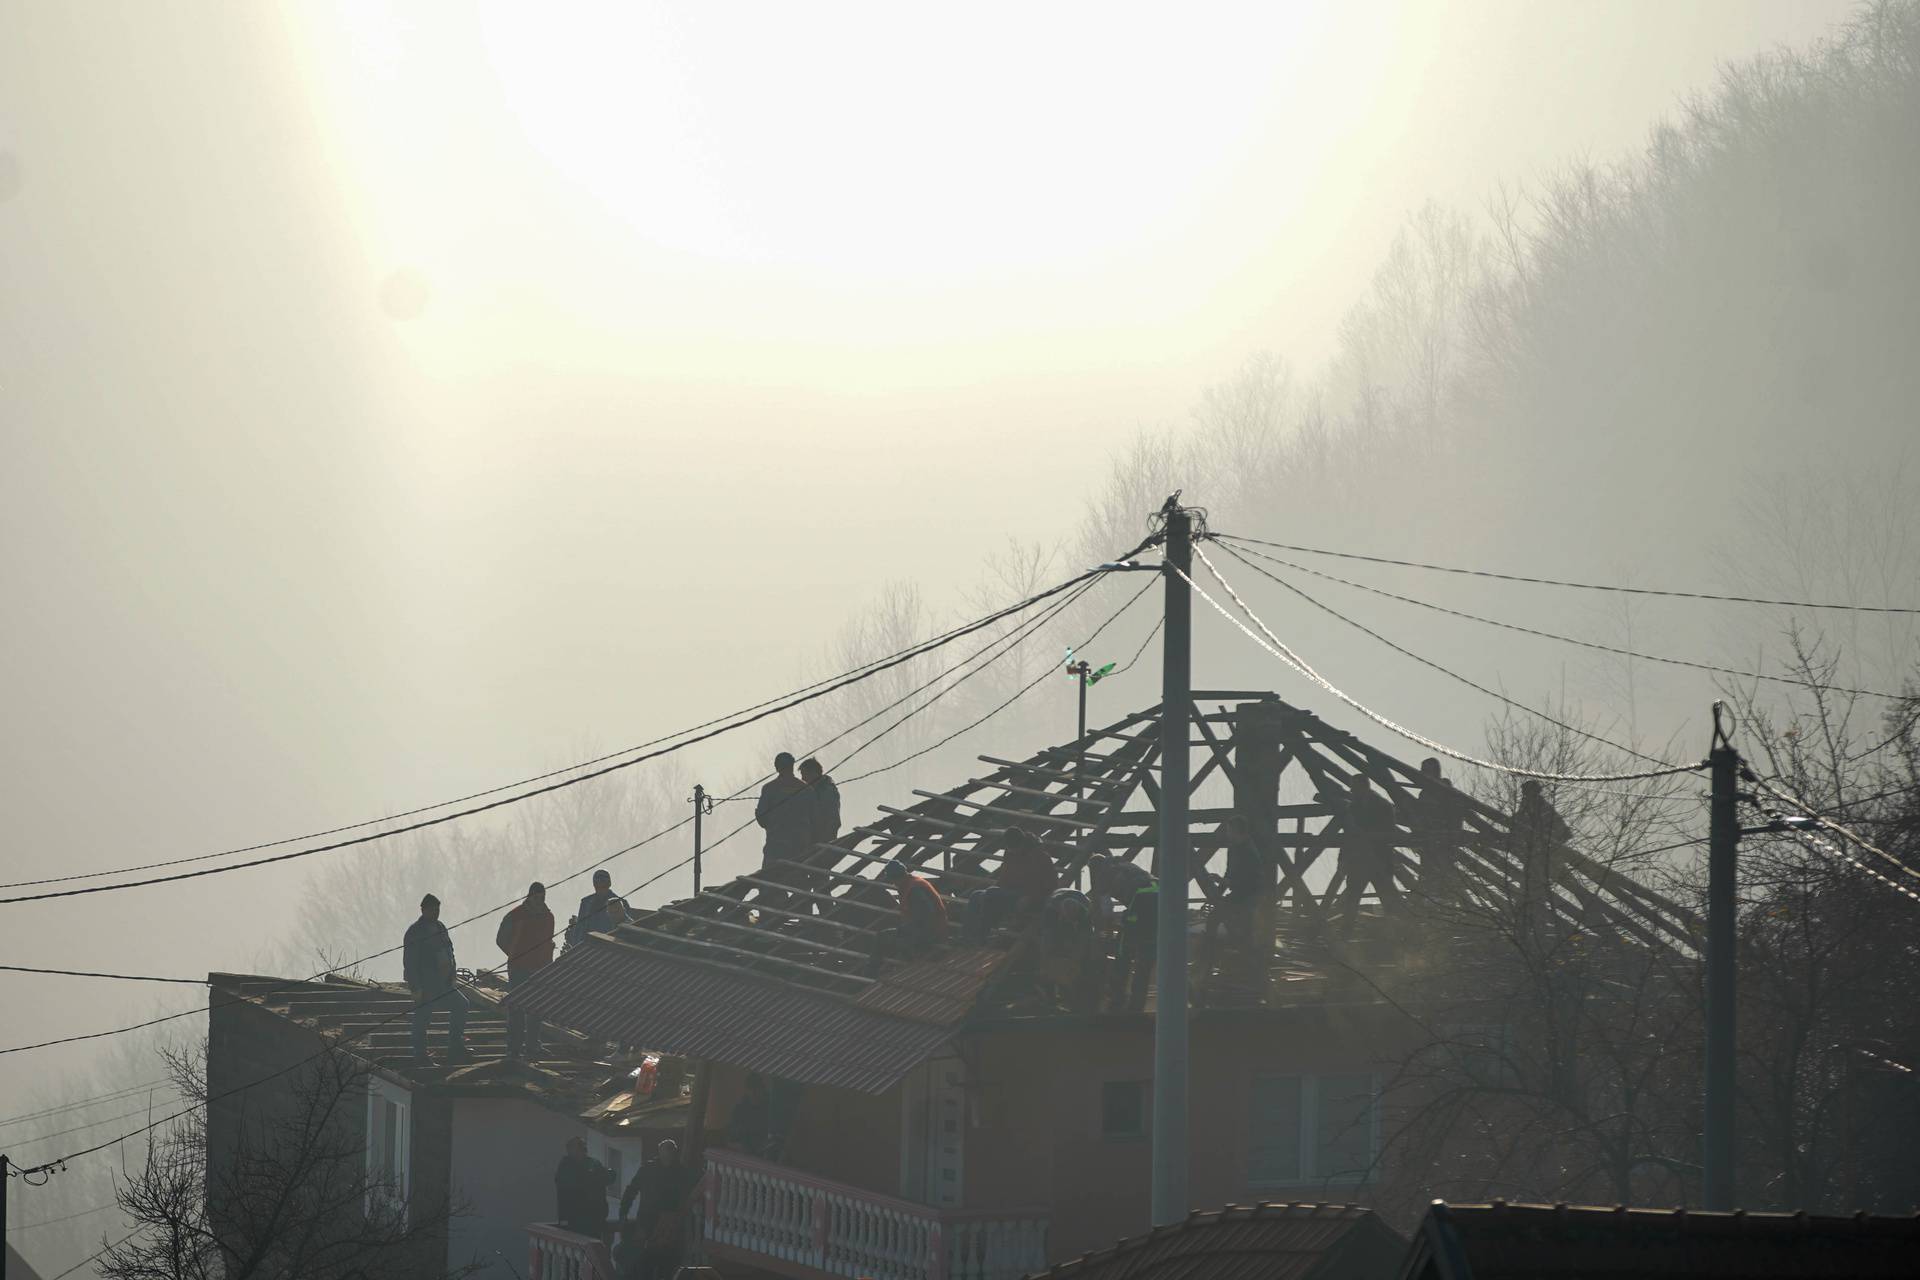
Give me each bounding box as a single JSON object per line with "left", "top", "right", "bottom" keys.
{"left": 445, "top": 1098, "right": 645, "bottom": 1279}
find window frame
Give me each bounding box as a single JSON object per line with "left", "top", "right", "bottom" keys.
{"left": 365, "top": 1075, "right": 412, "bottom": 1225}
{"left": 1246, "top": 1071, "right": 1379, "bottom": 1189}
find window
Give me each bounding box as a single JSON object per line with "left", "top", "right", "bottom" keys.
{"left": 1101, "top": 1081, "right": 1147, "bottom": 1141}
{"left": 1248, "top": 1073, "right": 1377, "bottom": 1187}
{"left": 365, "top": 1076, "right": 412, "bottom": 1223}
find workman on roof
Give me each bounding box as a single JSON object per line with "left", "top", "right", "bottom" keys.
{"left": 497, "top": 881, "right": 554, "bottom": 1060}
{"left": 868, "top": 859, "right": 948, "bottom": 974}
{"left": 403, "top": 893, "right": 470, "bottom": 1066}
{"left": 962, "top": 826, "right": 1058, "bottom": 943}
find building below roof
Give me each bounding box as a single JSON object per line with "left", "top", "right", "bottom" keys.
{"left": 1027, "top": 1203, "right": 1406, "bottom": 1280}
{"left": 1403, "top": 1201, "right": 1920, "bottom": 1280}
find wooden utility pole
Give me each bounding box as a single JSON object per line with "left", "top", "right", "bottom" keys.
{"left": 690, "top": 785, "right": 712, "bottom": 895}
{"left": 1151, "top": 497, "right": 1193, "bottom": 1227}
{"left": 1703, "top": 702, "right": 1739, "bottom": 1210}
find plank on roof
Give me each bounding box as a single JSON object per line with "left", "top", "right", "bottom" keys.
{"left": 977, "top": 756, "right": 1131, "bottom": 787}
{"left": 909, "top": 791, "right": 1089, "bottom": 830}
{"left": 642, "top": 902, "right": 872, "bottom": 961}
{"left": 615, "top": 922, "right": 876, "bottom": 987}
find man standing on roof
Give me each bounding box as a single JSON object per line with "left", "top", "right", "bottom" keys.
{"left": 800, "top": 756, "right": 841, "bottom": 847}
{"left": 569, "top": 869, "right": 628, "bottom": 948}
{"left": 1332, "top": 777, "right": 1403, "bottom": 927}
{"left": 868, "top": 859, "right": 948, "bottom": 974}
{"left": 498, "top": 882, "right": 554, "bottom": 1060}
{"left": 1511, "top": 779, "right": 1572, "bottom": 934}
{"left": 1407, "top": 758, "right": 1470, "bottom": 906}
{"left": 404, "top": 893, "right": 470, "bottom": 1066}
{"left": 756, "top": 752, "right": 814, "bottom": 915}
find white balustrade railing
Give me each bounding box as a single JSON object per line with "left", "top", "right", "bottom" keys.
{"left": 703, "top": 1149, "right": 1048, "bottom": 1280}
{"left": 527, "top": 1222, "right": 615, "bottom": 1280}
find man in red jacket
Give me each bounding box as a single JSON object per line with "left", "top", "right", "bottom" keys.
{"left": 498, "top": 882, "right": 556, "bottom": 1060}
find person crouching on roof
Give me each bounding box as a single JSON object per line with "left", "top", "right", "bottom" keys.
{"left": 962, "top": 826, "right": 1057, "bottom": 944}
{"left": 867, "top": 859, "right": 948, "bottom": 975}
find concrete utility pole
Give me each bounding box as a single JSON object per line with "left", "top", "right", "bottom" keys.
{"left": 1151, "top": 496, "right": 1193, "bottom": 1227}
{"left": 1703, "top": 702, "right": 1739, "bottom": 1210}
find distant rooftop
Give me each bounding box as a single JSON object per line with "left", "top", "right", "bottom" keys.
{"left": 1406, "top": 1201, "right": 1920, "bottom": 1280}
{"left": 1027, "top": 1202, "right": 1405, "bottom": 1280}
{"left": 208, "top": 972, "right": 685, "bottom": 1135}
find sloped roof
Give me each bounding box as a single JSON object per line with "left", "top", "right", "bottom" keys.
{"left": 508, "top": 690, "right": 1699, "bottom": 1090}
{"left": 207, "top": 972, "right": 682, "bottom": 1133}
{"left": 1403, "top": 1201, "right": 1920, "bottom": 1280}
{"left": 503, "top": 941, "right": 976, "bottom": 1093}
{"left": 1030, "top": 1203, "right": 1405, "bottom": 1280}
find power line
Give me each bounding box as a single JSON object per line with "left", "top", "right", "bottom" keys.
{"left": 1213, "top": 541, "right": 1678, "bottom": 768}
{"left": 0, "top": 569, "right": 1144, "bottom": 1167}
{"left": 6, "top": 1199, "right": 118, "bottom": 1232}
{"left": 1213, "top": 533, "right": 1920, "bottom": 614}
{"left": 9, "top": 1098, "right": 183, "bottom": 1148}
{"left": 0, "top": 1082, "right": 174, "bottom": 1130}
{"left": 50, "top": 1227, "right": 141, "bottom": 1279}
{"left": 1750, "top": 776, "right": 1920, "bottom": 886}
{"left": 0, "top": 569, "right": 1105, "bottom": 906}
{"left": 0, "top": 559, "right": 1137, "bottom": 895}
{"left": 842, "top": 576, "right": 1157, "bottom": 787}
{"left": 1741, "top": 796, "right": 1920, "bottom": 907}
{"left": 0, "top": 571, "right": 1120, "bottom": 1060}
{"left": 1217, "top": 539, "right": 1906, "bottom": 700}
{"left": 0, "top": 965, "right": 206, "bottom": 986}
{"left": 1182, "top": 543, "right": 1704, "bottom": 784}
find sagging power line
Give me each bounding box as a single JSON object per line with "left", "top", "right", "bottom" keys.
{"left": 1215, "top": 532, "right": 1920, "bottom": 614}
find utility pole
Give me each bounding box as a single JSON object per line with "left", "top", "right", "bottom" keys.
{"left": 690, "top": 785, "right": 713, "bottom": 895}
{"left": 1067, "top": 659, "right": 1091, "bottom": 743}
{"left": 1703, "top": 701, "right": 1739, "bottom": 1210}
{"left": 1151, "top": 496, "right": 1193, "bottom": 1227}
{"left": 3, "top": 1152, "right": 10, "bottom": 1280}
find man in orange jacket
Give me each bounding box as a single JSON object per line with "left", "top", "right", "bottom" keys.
{"left": 498, "top": 882, "right": 556, "bottom": 1060}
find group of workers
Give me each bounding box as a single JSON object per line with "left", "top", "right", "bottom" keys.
{"left": 554, "top": 1135, "right": 698, "bottom": 1280}
{"left": 850, "top": 756, "right": 1571, "bottom": 1002}
{"left": 399, "top": 869, "right": 635, "bottom": 1066}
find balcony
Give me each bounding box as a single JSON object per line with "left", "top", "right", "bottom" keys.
{"left": 527, "top": 1222, "right": 615, "bottom": 1280}
{"left": 702, "top": 1149, "right": 1048, "bottom": 1280}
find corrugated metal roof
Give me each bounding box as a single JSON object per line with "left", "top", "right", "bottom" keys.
{"left": 1031, "top": 1203, "right": 1403, "bottom": 1280}
{"left": 206, "top": 972, "right": 648, "bottom": 1130}
{"left": 507, "top": 941, "right": 960, "bottom": 1094}
{"left": 1408, "top": 1202, "right": 1920, "bottom": 1280}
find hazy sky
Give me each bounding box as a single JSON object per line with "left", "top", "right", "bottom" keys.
{"left": 0, "top": 0, "right": 1856, "bottom": 1125}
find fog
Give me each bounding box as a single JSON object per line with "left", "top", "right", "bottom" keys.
{"left": 1, "top": 1, "right": 1904, "bottom": 1271}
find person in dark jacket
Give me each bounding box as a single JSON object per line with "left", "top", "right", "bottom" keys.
{"left": 497, "top": 881, "right": 555, "bottom": 1059}
{"left": 554, "top": 1136, "right": 615, "bottom": 1237}
{"left": 963, "top": 827, "right": 1057, "bottom": 943}
{"left": 1512, "top": 779, "right": 1572, "bottom": 931}
{"left": 1407, "top": 758, "right": 1470, "bottom": 905}
{"left": 403, "top": 894, "right": 469, "bottom": 1065}
{"left": 569, "top": 869, "right": 629, "bottom": 948}
{"left": 755, "top": 752, "right": 815, "bottom": 915}
{"left": 799, "top": 757, "right": 841, "bottom": 847}
{"left": 1332, "top": 778, "right": 1402, "bottom": 925}
{"left": 618, "top": 1139, "right": 699, "bottom": 1280}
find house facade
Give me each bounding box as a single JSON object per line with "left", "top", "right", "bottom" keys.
{"left": 511, "top": 692, "right": 1699, "bottom": 1280}
{"left": 205, "top": 972, "right": 685, "bottom": 1280}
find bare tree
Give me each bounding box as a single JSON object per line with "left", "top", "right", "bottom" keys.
{"left": 100, "top": 1043, "right": 475, "bottom": 1280}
